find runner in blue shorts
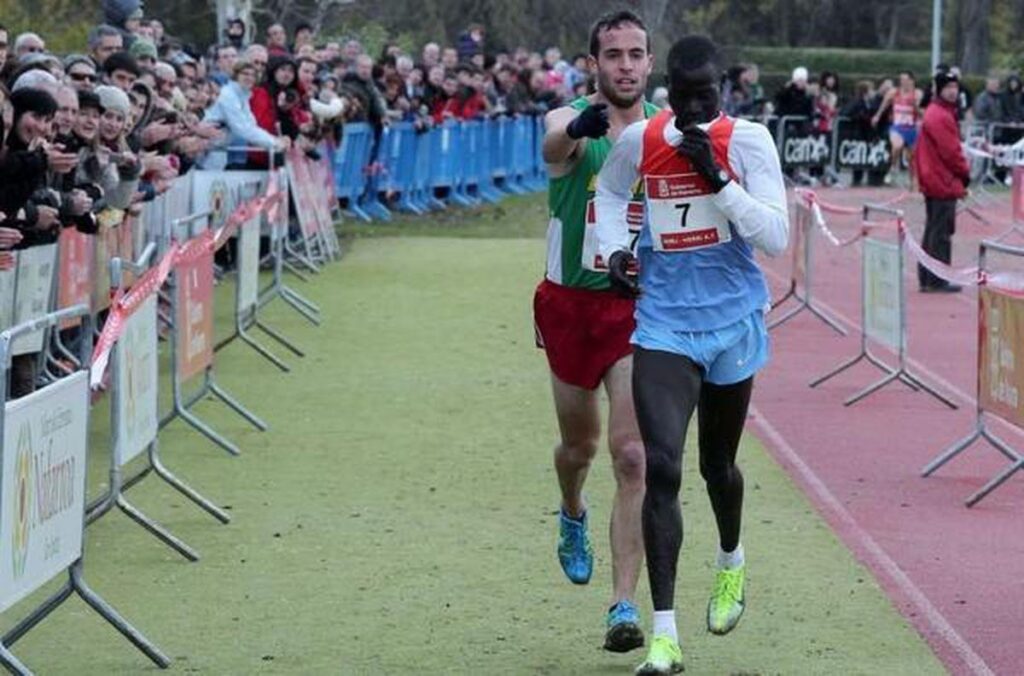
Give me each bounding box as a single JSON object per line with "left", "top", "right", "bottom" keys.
{"left": 594, "top": 35, "right": 788, "bottom": 675}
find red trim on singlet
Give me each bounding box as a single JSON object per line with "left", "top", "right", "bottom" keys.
{"left": 640, "top": 111, "right": 738, "bottom": 183}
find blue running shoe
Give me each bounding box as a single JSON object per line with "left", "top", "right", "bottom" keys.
{"left": 557, "top": 508, "right": 593, "bottom": 585}
{"left": 605, "top": 600, "right": 645, "bottom": 653}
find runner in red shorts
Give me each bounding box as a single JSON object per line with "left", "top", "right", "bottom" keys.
{"left": 533, "top": 9, "right": 658, "bottom": 653}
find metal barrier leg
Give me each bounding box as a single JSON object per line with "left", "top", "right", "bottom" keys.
{"left": 809, "top": 352, "right": 866, "bottom": 388}
{"left": 2, "top": 581, "right": 73, "bottom": 647}
{"left": 207, "top": 379, "right": 267, "bottom": 431}
{"left": 116, "top": 495, "right": 199, "bottom": 561}
{"left": 150, "top": 443, "right": 231, "bottom": 523}
{"left": 282, "top": 259, "right": 313, "bottom": 282}
{"left": 237, "top": 325, "right": 289, "bottom": 372}
{"left": 843, "top": 368, "right": 902, "bottom": 406}
{"left": 174, "top": 405, "right": 241, "bottom": 456}
{"left": 922, "top": 427, "right": 981, "bottom": 477}
{"left": 0, "top": 642, "right": 30, "bottom": 675}
{"left": 70, "top": 562, "right": 170, "bottom": 669}
{"left": 899, "top": 370, "right": 959, "bottom": 409}
{"left": 966, "top": 450, "right": 1024, "bottom": 503}
{"left": 255, "top": 320, "right": 305, "bottom": 357}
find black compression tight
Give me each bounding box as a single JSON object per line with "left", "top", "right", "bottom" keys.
{"left": 632, "top": 347, "right": 753, "bottom": 611}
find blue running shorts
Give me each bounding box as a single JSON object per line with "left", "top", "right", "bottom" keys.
{"left": 632, "top": 311, "right": 769, "bottom": 385}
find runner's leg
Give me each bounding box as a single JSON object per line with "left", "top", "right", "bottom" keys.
{"left": 603, "top": 355, "right": 645, "bottom": 604}
{"left": 633, "top": 347, "right": 703, "bottom": 611}
{"left": 551, "top": 373, "right": 601, "bottom": 518}
{"left": 697, "top": 377, "right": 754, "bottom": 553}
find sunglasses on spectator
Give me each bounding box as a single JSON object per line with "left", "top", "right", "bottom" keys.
{"left": 70, "top": 72, "right": 98, "bottom": 82}
{"left": 23, "top": 46, "right": 44, "bottom": 54}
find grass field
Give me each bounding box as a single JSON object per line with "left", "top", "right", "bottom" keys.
{"left": 0, "top": 196, "right": 943, "bottom": 674}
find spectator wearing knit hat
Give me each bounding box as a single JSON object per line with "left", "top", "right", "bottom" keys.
{"left": 914, "top": 69, "right": 970, "bottom": 293}
{"left": 102, "top": 0, "right": 144, "bottom": 49}
{"left": 93, "top": 84, "right": 142, "bottom": 210}
{"left": 130, "top": 39, "right": 158, "bottom": 70}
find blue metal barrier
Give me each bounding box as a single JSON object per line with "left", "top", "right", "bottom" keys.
{"left": 360, "top": 128, "right": 392, "bottom": 221}
{"left": 333, "top": 116, "right": 548, "bottom": 221}
{"left": 333, "top": 123, "right": 374, "bottom": 222}
{"left": 380, "top": 122, "right": 422, "bottom": 214}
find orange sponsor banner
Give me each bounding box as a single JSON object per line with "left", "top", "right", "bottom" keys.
{"left": 175, "top": 247, "right": 215, "bottom": 381}
{"left": 979, "top": 287, "right": 1024, "bottom": 428}
{"left": 92, "top": 209, "right": 124, "bottom": 312}
{"left": 286, "top": 149, "right": 322, "bottom": 238}
{"left": 57, "top": 228, "right": 94, "bottom": 329}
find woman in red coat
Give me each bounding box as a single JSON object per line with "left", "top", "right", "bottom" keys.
{"left": 249, "top": 55, "right": 311, "bottom": 167}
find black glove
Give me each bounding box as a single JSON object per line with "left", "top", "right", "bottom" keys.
{"left": 676, "top": 123, "right": 731, "bottom": 193}
{"left": 607, "top": 250, "right": 640, "bottom": 298}
{"left": 566, "top": 103, "right": 610, "bottom": 140}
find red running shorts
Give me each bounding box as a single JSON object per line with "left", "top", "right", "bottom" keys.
{"left": 533, "top": 279, "right": 636, "bottom": 390}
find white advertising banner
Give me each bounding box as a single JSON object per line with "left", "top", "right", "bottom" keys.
{"left": 0, "top": 371, "right": 89, "bottom": 612}
{"left": 237, "top": 216, "right": 261, "bottom": 315}
{"left": 0, "top": 265, "right": 17, "bottom": 334}
{"left": 191, "top": 170, "right": 266, "bottom": 232}
{"left": 863, "top": 237, "right": 902, "bottom": 351}
{"left": 115, "top": 296, "right": 158, "bottom": 466}
{"left": 12, "top": 244, "right": 58, "bottom": 356}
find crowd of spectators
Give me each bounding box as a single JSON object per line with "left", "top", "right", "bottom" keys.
{"left": 0, "top": 4, "right": 607, "bottom": 394}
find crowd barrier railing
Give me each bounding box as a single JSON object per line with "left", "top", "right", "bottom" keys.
{"left": 0, "top": 145, "right": 340, "bottom": 672}
{"left": 332, "top": 115, "right": 547, "bottom": 222}
{"left": 85, "top": 241, "right": 203, "bottom": 561}
{"left": 157, "top": 211, "right": 267, "bottom": 458}
{"left": 768, "top": 190, "right": 847, "bottom": 335}
{"left": 808, "top": 202, "right": 957, "bottom": 408}
{"left": 923, "top": 239, "right": 1024, "bottom": 506}
{"left": 0, "top": 305, "right": 172, "bottom": 675}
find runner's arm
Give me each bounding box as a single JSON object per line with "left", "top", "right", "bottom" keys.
{"left": 594, "top": 121, "right": 644, "bottom": 264}
{"left": 543, "top": 106, "right": 585, "bottom": 176}
{"left": 713, "top": 121, "right": 789, "bottom": 256}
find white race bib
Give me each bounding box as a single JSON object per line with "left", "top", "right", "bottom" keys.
{"left": 582, "top": 199, "right": 644, "bottom": 272}
{"left": 645, "top": 173, "right": 731, "bottom": 252}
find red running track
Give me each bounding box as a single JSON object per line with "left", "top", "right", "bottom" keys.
{"left": 752, "top": 186, "right": 1023, "bottom": 676}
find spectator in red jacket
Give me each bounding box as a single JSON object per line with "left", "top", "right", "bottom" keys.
{"left": 249, "top": 55, "right": 310, "bottom": 166}
{"left": 914, "top": 69, "right": 970, "bottom": 293}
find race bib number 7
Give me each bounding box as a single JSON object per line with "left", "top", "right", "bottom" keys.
{"left": 582, "top": 200, "right": 644, "bottom": 272}
{"left": 646, "top": 174, "right": 730, "bottom": 252}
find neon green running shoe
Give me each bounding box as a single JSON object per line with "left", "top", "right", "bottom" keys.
{"left": 707, "top": 564, "right": 746, "bottom": 635}
{"left": 635, "top": 635, "right": 684, "bottom": 675}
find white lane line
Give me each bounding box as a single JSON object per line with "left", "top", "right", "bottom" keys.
{"left": 749, "top": 405, "right": 995, "bottom": 676}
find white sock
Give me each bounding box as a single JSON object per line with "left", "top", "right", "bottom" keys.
{"left": 652, "top": 610, "right": 677, "bottom": 641}
{"left": 717, "top": 543, "right": 745, "bottom": 570}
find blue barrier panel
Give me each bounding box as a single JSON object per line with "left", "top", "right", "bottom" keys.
{"left": 489, "top": 118, "right": 508, "bottom": 185}
{"left": 533, "top": 115, "right": 548, "bottom": 187}
{"left": 455, "top": 120, "right": 481, "bottom": 206}
{"left": 359, "top": 127, "right": 392, "bottom": 221}
{"left": 381, "top": 122, "right": 422, "bottom": 214}
{"left": 430, "top": 120, "right": 458, "bottom": 195}
{"left": 506, "top": 116, "right": 530, "bottom": 195}
{"left": 445, "top": 120, "right": 474, "bottom": 207}
{"left": 475, "top": 120, "right": 502, "bottom": 204}
{"left": 333, "top": 122, "right": 374, "bottom": 221}
{"left": 412, "top": 128, "right": 445, "bottom": 212}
